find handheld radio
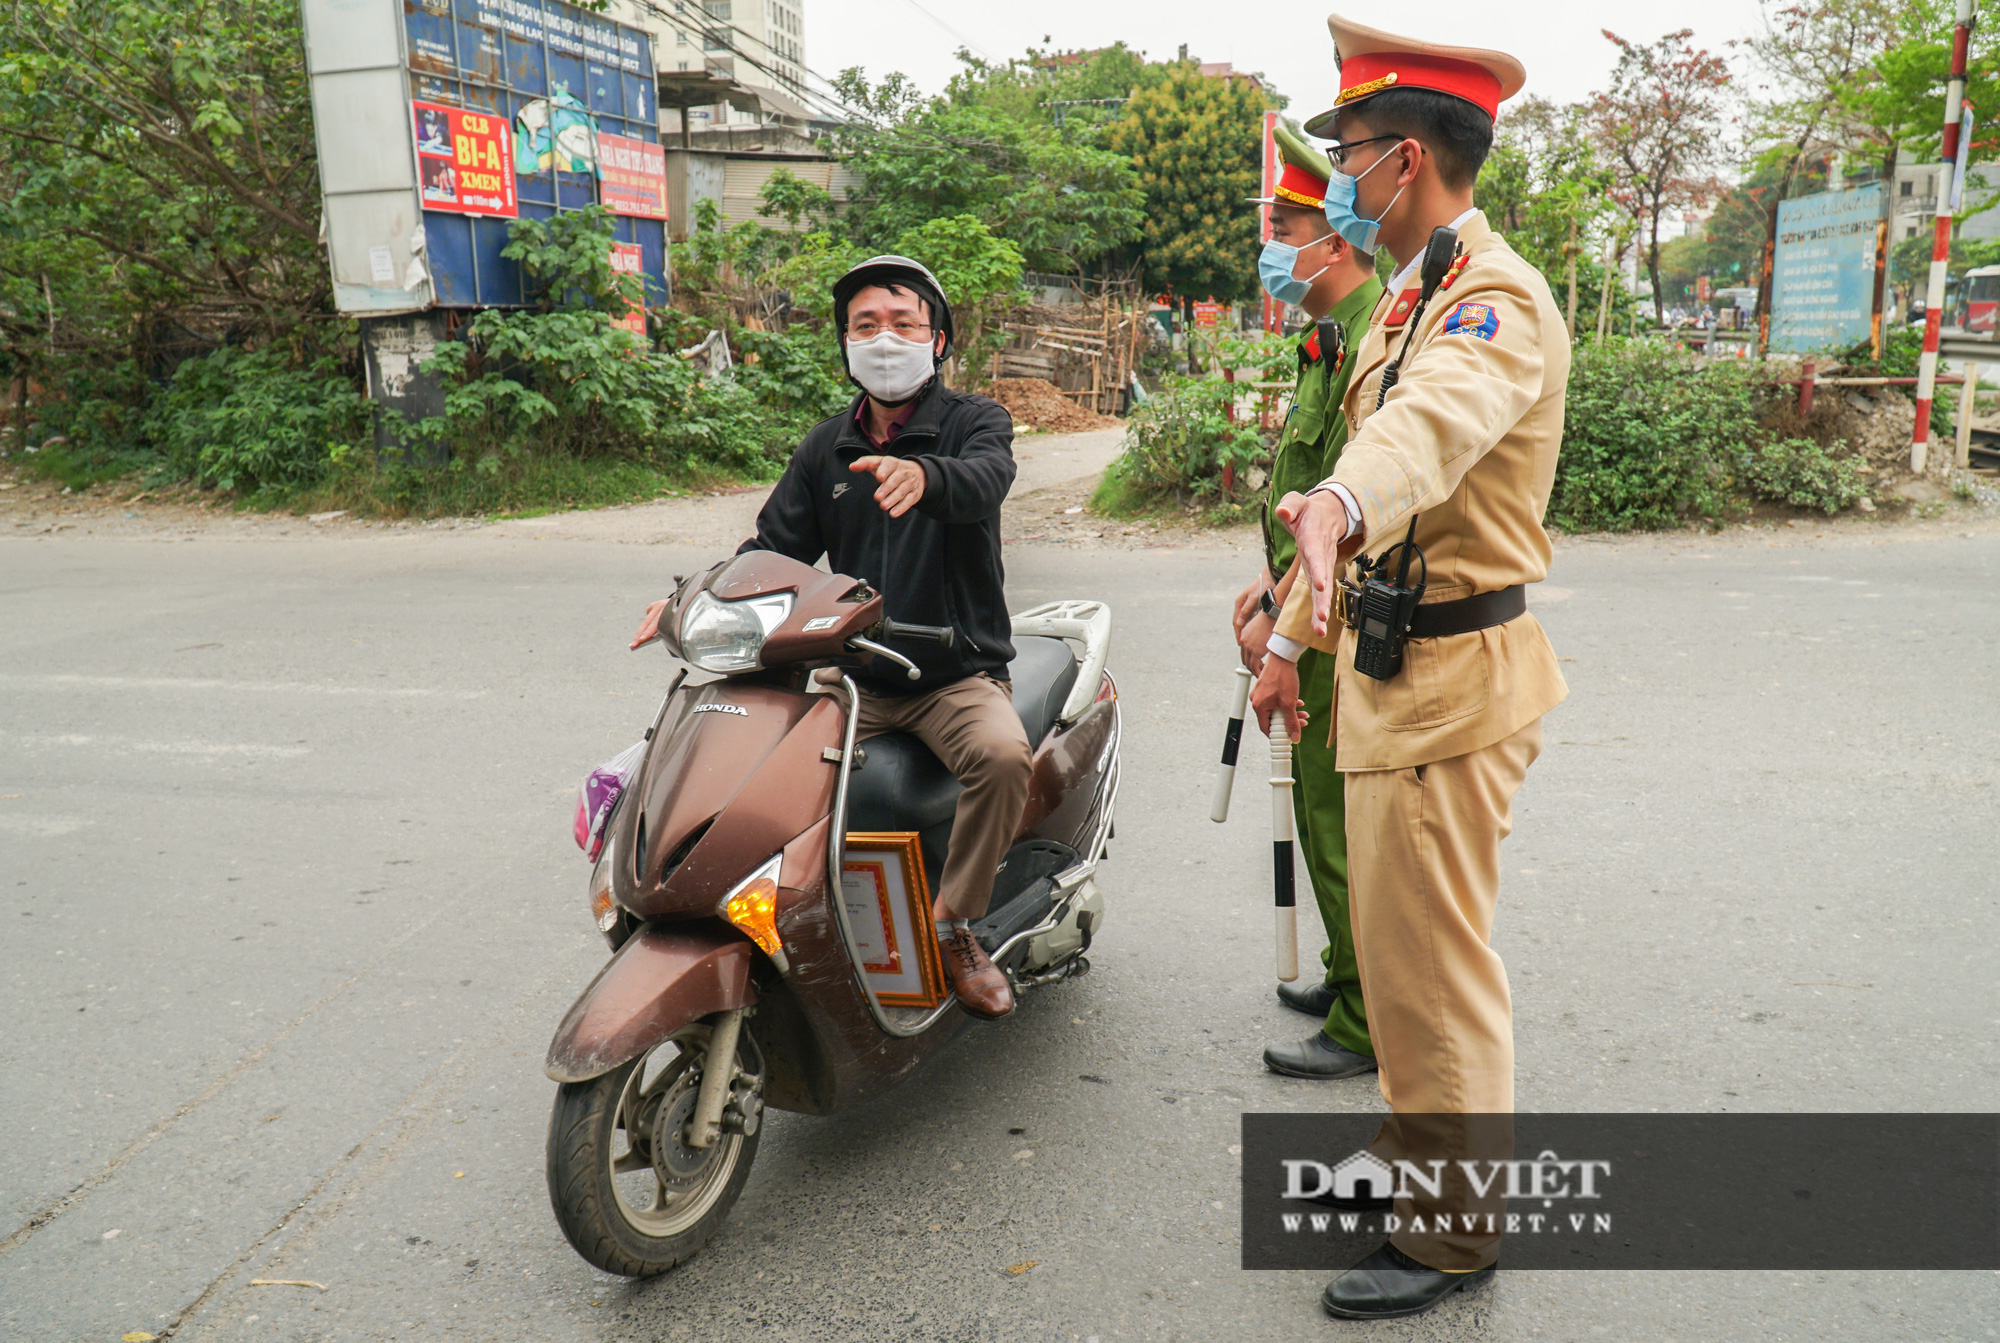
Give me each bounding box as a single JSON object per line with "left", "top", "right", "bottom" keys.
{"left": 1347, "top": 523, "right": 1426, "bottom": 680}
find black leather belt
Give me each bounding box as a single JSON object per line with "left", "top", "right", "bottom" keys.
{"left": 1338, "top": 584, "right": 1526, "bottom": 638}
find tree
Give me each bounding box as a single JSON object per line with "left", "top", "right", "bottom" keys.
{"left": 826, "top": 69, "right": 1144, "bottom": 277}
{"left": 0, "top": 0, "right": 329, "bottom": 352}
{"left": 1104, "top": 64, "right": 1274, "bottom": 305}
{"left": 1587, "top": 29, "right": 1734, "bottom": 323}
{"left": 1476, "top": 96, "right": 1631, "bottom": 334}
{"left": 0, "top": 0, "right": 338, "bottom": 459}
{"left": 942, "top": 41, "right": 1153, "bottom": 131}
{"left": 1833, "top": 0, "right": 2000, "bottom": 178}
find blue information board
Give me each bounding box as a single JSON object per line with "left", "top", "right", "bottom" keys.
{"left": 1770, "top": 184, "right": 1885, "bottom": 354}
{"left": 404, "top": 0, "right": 665, "bottom": 309}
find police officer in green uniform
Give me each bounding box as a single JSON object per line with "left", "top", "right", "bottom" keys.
{"left": 1233, "top": 122, "right": 1384, "bottom": 1079}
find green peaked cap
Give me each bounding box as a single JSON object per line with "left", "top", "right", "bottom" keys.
{"left": 1246, "top": 122, "right": 1331, "bottom": 207}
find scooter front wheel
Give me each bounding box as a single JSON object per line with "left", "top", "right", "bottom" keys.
{"left": 545, "top": 1020, "right": 761, "bottom": 1277}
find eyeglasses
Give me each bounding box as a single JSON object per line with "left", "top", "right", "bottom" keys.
{"left": 1323, "top": 134, "right": 1401, "bottom": 172}
{"left": 846, "top": 320, "right": 933, "bottom": 341}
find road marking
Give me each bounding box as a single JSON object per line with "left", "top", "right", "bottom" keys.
{"left": 8, "top": 733, "right": 309, "bottom": 759}
{"left": 0, "top": 674, "right": 482, "bottom": 699}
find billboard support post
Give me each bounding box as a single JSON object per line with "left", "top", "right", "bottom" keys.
{"left": 1914, "top": 0, "right": 1977, "bottom": 473}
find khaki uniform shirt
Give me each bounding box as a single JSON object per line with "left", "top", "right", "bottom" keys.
{"left": 1274, "top": 211, "right": 1569, "bottom": 771}
{"left": 1264, "top": 277, "right": 1384, "bottom": 575}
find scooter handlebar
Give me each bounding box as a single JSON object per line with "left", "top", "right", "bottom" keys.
{"left": 878, "top": 618, "right": 956, "bottom": 649}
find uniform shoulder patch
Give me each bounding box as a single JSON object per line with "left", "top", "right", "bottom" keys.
{"left": 1441, "top": 300, "right": 1499, "bottom": 341}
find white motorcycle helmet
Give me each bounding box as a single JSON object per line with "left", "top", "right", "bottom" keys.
{"left": 829, "top": 255, "right": 956, "bottom": 390}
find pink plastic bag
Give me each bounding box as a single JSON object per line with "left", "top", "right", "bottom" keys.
{"left": 573, "top": 740, "right": 645, "bottom": 862}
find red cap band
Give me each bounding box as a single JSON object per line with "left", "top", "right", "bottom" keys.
{"left": 1336, "top": 51, "right": 1503, "bottom": 120}
{"left": 1272, "top": 161, "right": 1327, "bottom": 208}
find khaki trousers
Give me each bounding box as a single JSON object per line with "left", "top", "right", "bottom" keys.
{"left": 855, "top": 673, "right": 1032, "bottom": 920}
{"left": 1345, "top": 717, "right": 1542, "bottom": 1269}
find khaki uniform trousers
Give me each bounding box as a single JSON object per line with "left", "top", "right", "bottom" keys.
{"left": 854, "top": 673, "right": 1032, "bottom": 921}
{"left": 1345, "top": 717, "right": 1543, "bottom": 1270}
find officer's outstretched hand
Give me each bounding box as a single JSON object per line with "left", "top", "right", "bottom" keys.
{"left": 1250, "top": 648, "right": 1306, "bottom": 743}
{"left": 1274, "top": 490, "right": 1362, "bottom": 638}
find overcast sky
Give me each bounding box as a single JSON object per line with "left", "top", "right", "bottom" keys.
{"left": 806, "top": 0, "right": 1771, "bottom": 119}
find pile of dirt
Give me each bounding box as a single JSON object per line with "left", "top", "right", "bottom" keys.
{"left": 982, "top": 377, "right": 1121, "bottom": 433}
{"left": 1767, "top": 361, "right": 1963, "bottom": 488}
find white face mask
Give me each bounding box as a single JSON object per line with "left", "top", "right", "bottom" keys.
{"left": 845, "top": 329, "right": 937, "bottom": 403}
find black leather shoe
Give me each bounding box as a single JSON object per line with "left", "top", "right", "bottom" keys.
{"left": 1321, "top": 1242, "right": 1495, "bottom": 1320}
{"left": 1276, "top": 979, "right": 1336, "bottom": 1018}
{"left": 1262, "top": 1032, "right": 1377, "bottom": 1079}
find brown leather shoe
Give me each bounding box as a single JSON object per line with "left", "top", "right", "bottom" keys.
{"left": 938, "top": 927, "right": 1014, "bottom": 1018}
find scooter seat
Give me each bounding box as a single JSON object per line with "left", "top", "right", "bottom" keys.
{"left": 847, "top": 732, "right": 962, "bottom": 833}
{"left": 1008, "top": 635, "right": 1079, "bottom": 748}
{"left": 843, "top": 637, "right": 1080, "bottom": 881}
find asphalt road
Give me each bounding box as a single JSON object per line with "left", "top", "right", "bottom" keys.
{"left": 2, "top": 517, "right": 1997, "bottom": 1342}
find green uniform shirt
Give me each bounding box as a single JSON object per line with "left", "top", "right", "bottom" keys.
{"left": 1263, "top": 276, "right": 1384, "bottom": 576}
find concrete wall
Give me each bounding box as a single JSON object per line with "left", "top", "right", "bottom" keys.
{"left": 662, "top": 150, "right": 861, "bottom": 240}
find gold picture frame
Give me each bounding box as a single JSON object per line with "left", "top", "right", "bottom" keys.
{"left": 840, "top": 832, "right": 946, "bottom": 1008}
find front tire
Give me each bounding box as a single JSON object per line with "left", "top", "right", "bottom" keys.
{"left": 545, "top": 1020, "right": 761, "bottom": 1277}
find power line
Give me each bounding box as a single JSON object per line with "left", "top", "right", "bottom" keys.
{"left": 633, "top": 0, "right": 868, "bottom": 124}
{"left": 879, "top": 0, "right": 999, "bottom": 64}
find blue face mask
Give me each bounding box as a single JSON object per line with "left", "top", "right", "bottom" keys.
{"left": 1323, "top": 148, "right": 1407, "bottom": 254}
{"left": 1258, "top": 238, "right": 1330, "bottom": 306}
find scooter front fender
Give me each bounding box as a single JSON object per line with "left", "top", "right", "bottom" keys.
{"left": 544, "top": 921, "right": 757, "bottom": 1084}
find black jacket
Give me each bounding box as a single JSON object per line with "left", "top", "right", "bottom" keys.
{"left": 739, "top": 380, "right": 1017, "bottom": 695}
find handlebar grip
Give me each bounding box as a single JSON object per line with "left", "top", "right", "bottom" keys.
{"left": 879, "top": 618, "right": 956, "bottom": 649}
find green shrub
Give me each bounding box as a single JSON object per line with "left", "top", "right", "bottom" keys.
{"left": 19, "top": 360, "right": 158, "bottom": 483}
{"left": 1551, "top": 337, "right": 1771, "bottom": 531}
{"left": 412, "top": 208, "right": 830, "bottom": 479}
{"left": 147, "top": 346, "right": 369, "bottom": 493}
{"left": 1100, "top": 373, "right": 1263, "bottom": 508}
{"left": 1738, "top": 436, "right": 1869, "bottom": 513}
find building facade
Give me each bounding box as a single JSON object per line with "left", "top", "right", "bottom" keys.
{"left": 605, "top": 0, "right": 809, "bottom": 134}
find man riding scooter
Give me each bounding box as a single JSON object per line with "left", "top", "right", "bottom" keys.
{"left": 632, "top": 256, "right": 1028, "bottom": 1018}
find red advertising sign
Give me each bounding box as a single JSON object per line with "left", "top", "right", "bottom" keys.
{"left": 1192, "top": 300, "right": 1224, "bottom": 331}
{"left": 412, "top": 100, "right": 517, "bottom": 217}
{"left": 609, "top": 242, "right": 646, "bottom": 336}
{"left": 599, "top": 131, "right": 669, "bottom": 220}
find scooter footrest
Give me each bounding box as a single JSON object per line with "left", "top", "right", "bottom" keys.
{"left": 972, "top": 877, "right": 1056, "bottom": 961}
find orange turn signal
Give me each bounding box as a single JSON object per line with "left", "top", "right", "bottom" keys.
{"left": 723, "top": 876, "right": 784, "bottom": 960}
{"left": 590, "top": 886, "right": 618, "bottom": 933}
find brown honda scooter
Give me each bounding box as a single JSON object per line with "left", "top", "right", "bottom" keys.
{"left": 542, "top": 550, "right": 1119, "bottom": 1277}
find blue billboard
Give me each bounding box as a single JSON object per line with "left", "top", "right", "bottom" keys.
{"left": 402, "top": 0, "right": 665, "bottom": 309}
{"left": 1770, "top": 184, "right": 1885, "bottom": 354}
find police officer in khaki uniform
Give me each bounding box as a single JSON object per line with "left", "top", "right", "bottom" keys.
{"left": 1236, "top": 123, "right": 1383, "bottom": 1079}
{"left": 1250, "top": 15, "right": 1569, "bottom": 1320}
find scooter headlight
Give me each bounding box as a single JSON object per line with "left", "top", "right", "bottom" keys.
{"left": 678, "top": 591, "right": 794, "bottom": 673}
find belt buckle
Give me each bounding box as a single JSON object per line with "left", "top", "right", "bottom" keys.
{"left": 1333, "top": 582, "right": 1359, "bottom": 630}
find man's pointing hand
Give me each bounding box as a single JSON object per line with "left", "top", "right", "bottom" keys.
{"left": 850, "top": 455, "right": 926, "bottom": 518}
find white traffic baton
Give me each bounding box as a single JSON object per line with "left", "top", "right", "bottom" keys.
{"left": 1269, "top": 719, "right": 1299, "bottom": 982}
{"left": 1209, "top": 666, "right": 1254, "bottom": 823}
